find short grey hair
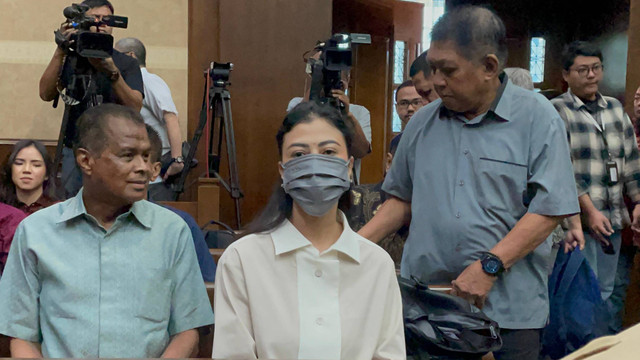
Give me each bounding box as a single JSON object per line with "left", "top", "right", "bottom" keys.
{"left": 504, "top": 68, "right": 534, "bottom": 90}
{"left": 115, "top": 37, "right": 147, "bottom": 67}
{"left": 431, "top": 5, "right": 508, "bottom": 69}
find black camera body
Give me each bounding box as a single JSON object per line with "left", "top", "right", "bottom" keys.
{"left": 308, "top": 33, "right": 370, "bottom": 111}
{"left": 61, "top": 3, "right": 128, "bottom": 59}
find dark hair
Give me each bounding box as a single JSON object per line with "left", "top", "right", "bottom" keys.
{"left": 389, "top": 133, "right": 402, "bottom": 155}
{"left": 81, "top": 0, "right": 114, "bottom": 13}
{"left": 115, "top": 37, "right": 147, "bottom": 67}
{"left": 431, "top": 5, "right": 508, "bottom": 68}
{"left": 75, "top": 103, "right": 145, "bottom": 154}
{"left": 409, "top": 51, "right": 429, "bottom": 77}
{"left": 0, "top": 140, "right": 56, "bottom": 207}
{"left": 561, "top": 41, "right": 603, "bottom": 71}
{"left": 245, "top": 101, "right": 354, "bottom": 235}
{"left": 146, "top": 125, "right": 163, "bottom": 163}
{"left": 395, "top": 80, "right": 415, "bottom": 102}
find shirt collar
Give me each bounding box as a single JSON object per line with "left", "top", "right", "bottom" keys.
{"left": 567, "top": 88, "right": 608, "bottom": 110}
{"left": 439, "top": 72, "right": 511, "bottom": 124}
{"left": 56, "top": 189, "right": 152, "bottom": 229}
{"left": 271, "top": 211, "right": 361, "bottom": 263}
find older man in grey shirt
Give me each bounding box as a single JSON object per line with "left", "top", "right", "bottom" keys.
{"left": 359, "top": 6, "right": 579, "bottom": 360}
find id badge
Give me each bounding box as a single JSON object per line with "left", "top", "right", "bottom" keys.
{"left": 606, "top": 160, "right": 618, "bottom": 185}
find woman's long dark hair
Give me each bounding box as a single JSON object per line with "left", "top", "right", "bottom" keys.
{"left": 0, "top": 140, "right": 56, "bottom": 207}
{"left": 243, "top": 102, "right": 354, "bottom": 236}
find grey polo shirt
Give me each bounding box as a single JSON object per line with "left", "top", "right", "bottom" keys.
{"left": 0, "top": 190, "right": 214, "bottom": 357}
{"left": 383, "top": 76, "right": 579, "bottom": 329}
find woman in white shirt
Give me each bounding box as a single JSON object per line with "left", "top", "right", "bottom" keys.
{"left": 213, "top": 102, "right": 405, "bottom": 360}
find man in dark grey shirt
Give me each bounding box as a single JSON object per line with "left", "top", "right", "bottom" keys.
{"left": 359, "top": 6, "right": 579, "bottom": 360}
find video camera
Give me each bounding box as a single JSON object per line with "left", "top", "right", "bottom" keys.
{"left": 308, "top": 33, "right": 371, "bottom": 111}
{"left": 59, "top": 3, "right": 128, "bottom": 58}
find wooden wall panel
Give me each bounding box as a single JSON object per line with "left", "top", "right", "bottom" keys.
{"left": 394, "top": 1, "right": 424, "bottom": 46}
{"left": 333, "top": 0, "right": 395, "bottom": 185}
{"left": 210, "top": 0, "right": 333, "bottom": 226}
{"left": 184, "top": 0, "right": 221, "bottom": 202}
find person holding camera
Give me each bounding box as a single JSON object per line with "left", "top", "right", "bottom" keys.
{"left": 287, "top": 50, "right": 371, "bottom": 184}
{"left": 39, "top": 0, "right": 144, "bottom": 198}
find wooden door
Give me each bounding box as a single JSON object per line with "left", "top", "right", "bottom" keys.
{"left": 333, "top": 0, "right": 395, "bottom": 184}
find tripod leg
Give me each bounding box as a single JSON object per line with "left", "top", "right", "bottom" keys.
{"left": 221, "top": 91, "right": 243, "bottom": 227}
{"left": 174, "top": 87, "right": 213, "bottom": 198}
{"left": 53, "top": 105, "right": 72, "bottom": 183}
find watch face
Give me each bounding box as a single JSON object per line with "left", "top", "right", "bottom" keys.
{"left": 483, "top": 258, "right": 501, "bottom": 274}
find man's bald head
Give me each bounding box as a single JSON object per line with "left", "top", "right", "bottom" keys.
{"left": 115, "top": 37, "right": 147, "bottom": 67}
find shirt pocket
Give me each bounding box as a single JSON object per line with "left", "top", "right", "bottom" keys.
{"left": 136, "top": 269, "right": 172, "bottom": 323}
{"left": 476, "top": 157, "right": 528, "bottom": 214}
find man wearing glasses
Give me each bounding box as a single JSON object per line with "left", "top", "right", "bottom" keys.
{"left": 552, "top": 41, "right": 640, "bottom": 335}
{"left": 395, "top": 80, "right": 425, "bottom": 130}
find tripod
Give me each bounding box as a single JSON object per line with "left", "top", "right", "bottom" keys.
{"left": 174, "top": 62, "right": 243, "bottom": 228}
{"left": 51, "top": 55, "right": 101, "bottom": 194}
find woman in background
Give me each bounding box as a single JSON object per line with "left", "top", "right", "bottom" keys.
{"left": 213, "top": 102, "right": 404, "bottom": 360}
{"left": 0, "top": 140, "right": 57, "bottom": 215}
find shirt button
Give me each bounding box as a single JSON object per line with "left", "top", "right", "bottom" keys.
{"left": 456, "top": 212, "right": 461, "bottom": 218}
{"left": 316, "top": 317, "right": 324, "bottom": 325}
{"left": 463, "top": 149, "right": 469, "bottom": 155}
{"left": 314, "top": 269, "right": 323, "bottom": 277}
{"left": 459, "top": 180, "right": 464, "bottom": 186}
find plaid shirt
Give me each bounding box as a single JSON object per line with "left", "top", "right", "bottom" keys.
{"left": 552, "top": 90, "right": 640, "bottom": 229}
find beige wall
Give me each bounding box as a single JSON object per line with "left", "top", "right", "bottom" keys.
{"left": 0, "top": 0, "right": 188, "bottom": 140}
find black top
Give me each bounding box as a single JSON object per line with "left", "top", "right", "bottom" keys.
{"left": 59, "top": 50, "right": 144, "bottom": 147}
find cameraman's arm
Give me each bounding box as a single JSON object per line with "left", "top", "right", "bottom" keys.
{"left": 164, "top": 111, "right": 185, "bottom": 178}
{"left": 111, "top": 71, "right": 143, "bottom": 111}
{"left": 88, "top": 57, "right": 143, "bottom": 111}
{"left": 331, "top": 89, "right": 371, "bottom": 158}
{"left": 39, "top": 48, "right": 66, "bottom": 101}
{"left": 346, "top": 111, "right": 371, "bottom": 159}
{"left": 40, "top": 22, "right": 76, "bottom": 102}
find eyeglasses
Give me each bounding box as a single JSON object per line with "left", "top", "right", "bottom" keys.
{"left": 571, "top": 64, "right": 604, "bottom": 77}
{"left": 397, "top": 99, "right": 424, "bottom": 108}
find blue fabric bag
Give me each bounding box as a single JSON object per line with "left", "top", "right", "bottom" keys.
{"left": 541, "top": 248, "right": 602, "bottom": 359}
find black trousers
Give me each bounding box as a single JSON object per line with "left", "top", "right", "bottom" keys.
{"left": 492, "top": 328, "right": 542, "bottom": 360}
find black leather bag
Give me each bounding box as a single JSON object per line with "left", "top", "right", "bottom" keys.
{"left": 399, "top": 276, "right": 503, "bottom": 360}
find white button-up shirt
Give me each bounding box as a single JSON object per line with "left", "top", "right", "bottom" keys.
{"left": 213, "top": 212, "right": 405, "bottom": 359}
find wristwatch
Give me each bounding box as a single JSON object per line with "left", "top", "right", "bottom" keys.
{"left": 172, "top": 156, "right": 184, "bottom": 164}
{"left": 480, "top": 252, "right": 505, "bottom": 276}
{"left": 109, "top": 70, "right": 120, "bottom": 82}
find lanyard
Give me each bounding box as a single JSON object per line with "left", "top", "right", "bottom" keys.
{"left": 583, "top": 107, "right": 612, "bottom": 161}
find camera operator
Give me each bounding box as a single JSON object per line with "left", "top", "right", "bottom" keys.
{"left": 39, "top": 0, "right": 144, "bottom": 198}
{"left": 287, "top": 50, "right": 371, "bottom": 184}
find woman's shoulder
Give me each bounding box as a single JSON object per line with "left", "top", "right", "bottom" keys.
{"left": 219, "top": 232, "right": 274, "bottom": 262}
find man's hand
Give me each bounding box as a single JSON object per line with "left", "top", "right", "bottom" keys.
{"left": 88, "top": 57, "right": 119, "bottom": 75}
{"left": 164, "top": 162, "right": 184, "bottom": 180}
{"left": 585, "top": 208, "right": 614, "bottom": 245}
{"left": 56, "top": 22, "right": 77, "bottom": 47}
{"left": 450, "top": 260, "right": 497, "bottom": 309}
{"left": 331, "top": 89, "right": 350, "bottom": 113}
{"left": 563, "top": 228, "right": 585, "bottom": 253}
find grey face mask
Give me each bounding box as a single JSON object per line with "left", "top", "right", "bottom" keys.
{"left": 281, "top": 154, "right": 351, "bottom": 217}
